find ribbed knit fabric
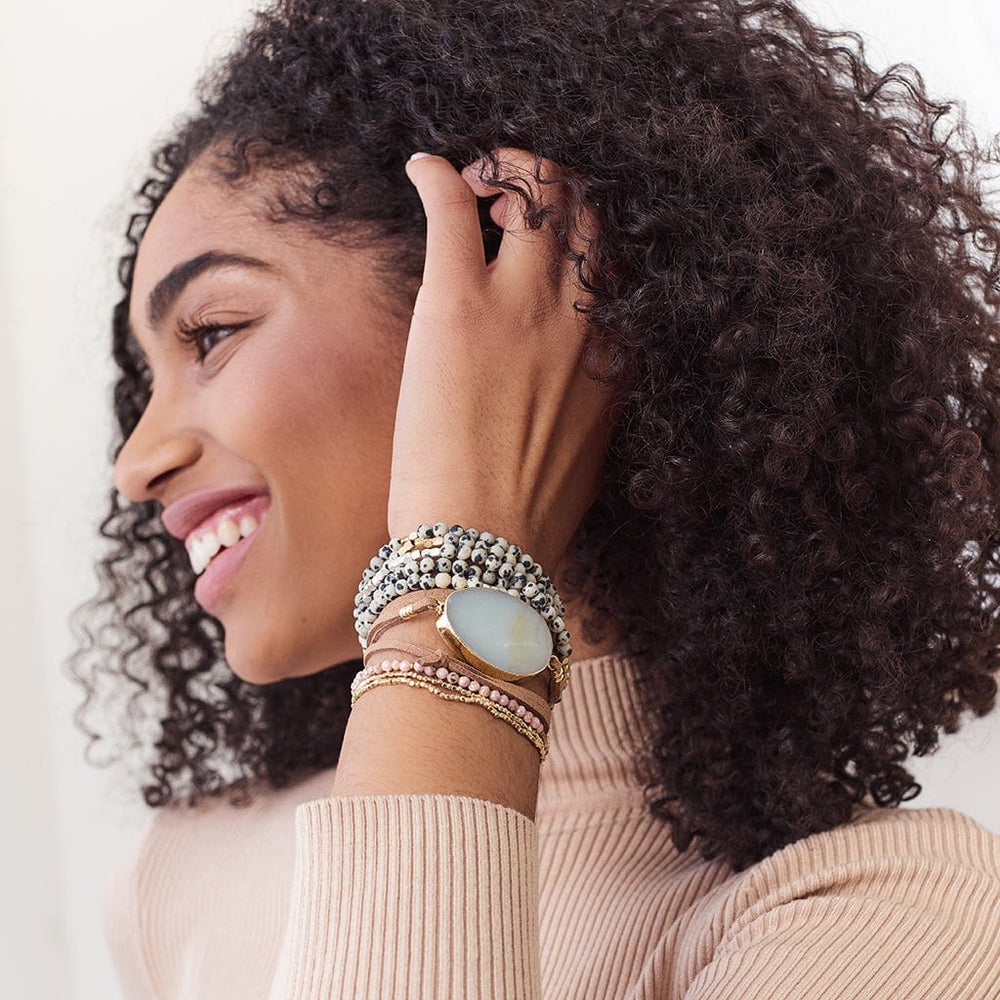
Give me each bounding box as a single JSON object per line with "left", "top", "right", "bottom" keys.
{"left": 102, "top": 652, "right": 1000, "bottom": 999}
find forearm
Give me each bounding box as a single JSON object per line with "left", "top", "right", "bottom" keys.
{"left": 329, "top": 590, "right": 548, "bottom": 821}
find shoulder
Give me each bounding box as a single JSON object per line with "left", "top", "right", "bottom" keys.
{"left": 728, "top": 804, "right": 1000, "bottom": 930}
{"left": 673, "top": 807, "right": 1000, "bottom": 1000}
{"left": 742, "top": 804, "right": 1000, "bottom": 903}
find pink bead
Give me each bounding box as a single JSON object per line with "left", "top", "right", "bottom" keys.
{"left": 489, "top": 690, "right": 500, "bottom": 702}
{"left": 436, "top": 667, "right": 449, "bottom": 680}
{"left": 381, "top": 658, "right": 391, "bottom": 670}
{"left": 447, "top": 672, "right": 460, "bottom": 684}
{"left": 468, "top": 680, "right": 480, "bottom": 692}
{"left": 423, "top": 665, "right": 435, "bottom": 677}
{"left": 515, "top": 705, "right": 526, "bottom": 717}
{"left": 458, "top": 676, "right": 470, "bottom": 688}
{"left": 401, "top": 660, "right": 413, "bottom": 672}
{"left": 499, "top": 694, "right": 509, "bottom": 707}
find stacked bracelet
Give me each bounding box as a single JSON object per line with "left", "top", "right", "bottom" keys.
{"left": 351, "top": 521, "right": 572, "bottom": 761}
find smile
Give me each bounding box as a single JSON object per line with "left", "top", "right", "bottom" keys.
{"left": 187, "top": 513, "right": 261, "bottom": 575}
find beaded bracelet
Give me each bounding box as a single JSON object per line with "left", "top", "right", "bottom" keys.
{"left": 362, "top": 634, "right": 553, "bottom": 735}
{"left": 353, "top": 522, "right": 573, "bottom": 673}
{"left": 351, "top": 657, "right": 550, "bottom": 761}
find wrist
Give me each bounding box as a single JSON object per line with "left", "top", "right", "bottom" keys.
{"left": 334, "top": 615, "right": 544, "bottom": 819}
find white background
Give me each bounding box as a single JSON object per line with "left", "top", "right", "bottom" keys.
{"left": 2, "top": 1, "right": 999, "bottom": 996}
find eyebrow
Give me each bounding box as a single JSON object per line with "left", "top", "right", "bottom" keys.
{"left": 143, "top": 250, "right": 279, "bottom": 331}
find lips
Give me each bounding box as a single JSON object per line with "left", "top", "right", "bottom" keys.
{"left": 161, "top": 486, "right": 269, "bottom": 541}
{"left": 161, "top": 488, "right": 271, "bottom": 612}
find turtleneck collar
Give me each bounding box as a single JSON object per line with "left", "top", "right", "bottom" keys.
{"left": 537, "top": 650, "right": 655, "bottom": 816}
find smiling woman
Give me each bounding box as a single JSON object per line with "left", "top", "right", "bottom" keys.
{"left": 68, "top": 0, "right": 1000, "bottom": 997}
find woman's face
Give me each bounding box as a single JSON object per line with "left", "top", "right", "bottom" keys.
{"left": 114, "top": 157, "right": 411, "bottom": 682}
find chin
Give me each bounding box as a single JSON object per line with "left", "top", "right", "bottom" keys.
{"left": 221, "top": 628, "right": 361, "bottom": 685}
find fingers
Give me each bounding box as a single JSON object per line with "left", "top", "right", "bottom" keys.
{"left": 461, "top": 149, "right": 595, "bottom": 287}
{"left": 404, "top": 146, "right": 602, "bottom": 302}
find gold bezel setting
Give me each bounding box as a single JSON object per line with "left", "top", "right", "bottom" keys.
{"left": 434, "top": 590, "right": 552, "bottom": 684}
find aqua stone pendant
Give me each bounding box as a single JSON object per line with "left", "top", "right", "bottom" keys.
{"left": 435, "top": 586, "right": 553, "bottom": 681}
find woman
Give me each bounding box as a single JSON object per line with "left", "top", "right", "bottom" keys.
{"left": 73, "top": 0, "right": 1000, "bottom": 996}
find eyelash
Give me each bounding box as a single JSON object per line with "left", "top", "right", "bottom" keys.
{"left": 176, "top": 319, "right": 249, "bottom": 361}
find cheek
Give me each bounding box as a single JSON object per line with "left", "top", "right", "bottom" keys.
{"left": 213, "top": 320, "right": 399, "bottom": 491}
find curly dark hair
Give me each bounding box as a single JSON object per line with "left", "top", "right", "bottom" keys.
{"left": 69, "top": 0, "right": 1000, "bottom": 871}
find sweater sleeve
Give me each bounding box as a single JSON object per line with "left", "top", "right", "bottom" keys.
{"left": 266, "top": 793, "right": 541, "bottom": 1000}
{"left": 681, "top": 809, "right": 1000, "bottom": 1000}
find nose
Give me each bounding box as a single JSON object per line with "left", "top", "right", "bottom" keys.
{"left": 112, "top": 385, "right": 202, "bottom": 504}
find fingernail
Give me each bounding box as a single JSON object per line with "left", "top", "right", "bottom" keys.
{"left": 409, "top": 151, "right": 432, "bottom": 161}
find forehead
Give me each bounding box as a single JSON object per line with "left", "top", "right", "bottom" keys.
{"left": 126, "top": 157, "right": 401, "bottom": 342}
{"left": 131, "top": 165, "right": 270, "bottom": 300}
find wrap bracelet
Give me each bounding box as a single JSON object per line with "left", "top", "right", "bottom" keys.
{"left": 352, "top": 651, "right": 551, "bottom": 761}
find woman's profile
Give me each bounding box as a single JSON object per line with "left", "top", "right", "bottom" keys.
{"left": 71, "top": 0, "right": 1000, "bottom": 996}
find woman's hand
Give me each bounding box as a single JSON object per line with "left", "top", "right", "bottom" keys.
{"left": 389, "top": 148, "right": 620, "bottom": 576}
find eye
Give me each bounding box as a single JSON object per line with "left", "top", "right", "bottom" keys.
{"left": 176, "top": 319, "right": 250, "bottom": 361}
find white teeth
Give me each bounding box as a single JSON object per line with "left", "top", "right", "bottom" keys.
{"left": 199, "top": 542, "right": 215, "bottom": 575}
{"left": 189, "top": 532, "right": 218, "bottom": 576}
{"left": 201, "top": 531, "right": 221, "bottom": 560}
{"left": 187, "top": 511, "right": 263, "bottom": 576}
{"left": 217, "top": 518, "right": 240, "bottom": 547}
{"left": 189, "top": 538, "right": 207, "bottom": 575}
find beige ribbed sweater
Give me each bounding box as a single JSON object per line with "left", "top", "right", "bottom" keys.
{"left": 102, "top": 652, "right": 1000, "bottom": 999}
